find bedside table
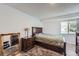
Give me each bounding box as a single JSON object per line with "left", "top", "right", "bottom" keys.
{"left": 21, "top": 38, "right": 34, "bottom": 52}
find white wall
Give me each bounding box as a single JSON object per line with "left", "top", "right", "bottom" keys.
{"left": 0, "top": 4, "right": 43, "bottom": 42}
{"left": 42, "top": 13, "right": 79, "bottom": 44}
{"left": 43, "top": 20, "right": 60, "bottom": 35}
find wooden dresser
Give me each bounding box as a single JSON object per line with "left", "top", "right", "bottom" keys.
{"left": 21, "top": 38, "right": 34, "bottom": 52}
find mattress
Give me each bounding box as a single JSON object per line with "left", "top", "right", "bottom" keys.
{"left": 34, "top": 33, "right": 65, "bottom": 48}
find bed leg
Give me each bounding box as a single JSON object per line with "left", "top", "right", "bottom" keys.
{"left": 64, "top": 42, "right": 66, "bottom": 56}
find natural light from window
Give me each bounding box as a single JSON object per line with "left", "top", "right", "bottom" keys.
{"left": 61, "top": 20, "right": 77, "bottom": 34}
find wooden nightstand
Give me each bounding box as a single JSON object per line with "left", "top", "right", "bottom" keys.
{"left": 21, "top": 38, "right": 34, "bottom": 52}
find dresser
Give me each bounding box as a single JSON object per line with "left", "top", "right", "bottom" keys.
{"left": 21, "top": 38, "right": 34, "bottom": 52}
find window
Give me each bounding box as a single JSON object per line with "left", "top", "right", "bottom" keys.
{"left": 61, "top": 21, "right": 68, "bottom": 34}
{"left": 61, "top": 20, "right": 77, "bottom": 34}
{"left": 69, "top": 21, "right": 77, "bottom": 34}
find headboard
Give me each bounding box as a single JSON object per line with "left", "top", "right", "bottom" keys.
{"left": 32, "top": 27, "right": 43, "bottom": 36}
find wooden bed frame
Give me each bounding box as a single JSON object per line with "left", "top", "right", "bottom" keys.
{"left": 32, "top": 27, "right": 66, "bottom": 56}
{"left": 76, "top": 33, "right": 79, "bottom": 54}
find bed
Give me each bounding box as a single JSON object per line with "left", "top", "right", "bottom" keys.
{"left": 32, "top": 27, "right": 66, "bottom": 56}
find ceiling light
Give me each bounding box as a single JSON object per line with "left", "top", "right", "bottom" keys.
{"left": 49, "top": 3, "right": 56, "bottom": 5}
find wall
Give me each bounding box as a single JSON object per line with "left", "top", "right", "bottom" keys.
{"left": 42, "top": 13, "right": 79, "bottom": 44}
{"left": 0, "top": 4, "right": 43, "bottom": 42}
{"left": 43, "top": 20, "right": 60, "bottom": 35}
{"left": 77, "top": 20, "right": 79, "bottom": 32}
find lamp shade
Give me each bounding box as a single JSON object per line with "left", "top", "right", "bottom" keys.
{"left": 24, "top": 28, "right": 29, "bottom": 31}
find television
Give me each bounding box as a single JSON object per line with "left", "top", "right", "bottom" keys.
{"left": 10, "top": 34, "right": 19, "bottom": 46}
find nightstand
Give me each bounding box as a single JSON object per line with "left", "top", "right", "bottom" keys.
{"left": 21, "top": 38, "right": 34, "bottom": 52}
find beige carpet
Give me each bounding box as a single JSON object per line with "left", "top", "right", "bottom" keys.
{"left": 17, "top": 45, "right": 63, "bottom": 56}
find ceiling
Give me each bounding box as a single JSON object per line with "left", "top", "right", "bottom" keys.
{"left": 5, "top": 3, "right": 79, "bottom": 19}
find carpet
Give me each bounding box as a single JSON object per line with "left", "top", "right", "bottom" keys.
{"left": 17, "top": 45, "right": 63, "bottom": 56}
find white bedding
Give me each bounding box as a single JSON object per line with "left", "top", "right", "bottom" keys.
{"left": 35, "top": 33, "right": 65, "bottom": 42}
{"left": 34, "top": 33, "right": 65, "bottom": 48}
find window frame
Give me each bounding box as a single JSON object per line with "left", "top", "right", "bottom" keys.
{"left": 60, "top": 20, "right": 77, "bottom": 35}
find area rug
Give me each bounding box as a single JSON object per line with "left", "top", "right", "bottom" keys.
{"left": 17, "top": 45, "right": 63, "bottom": 56}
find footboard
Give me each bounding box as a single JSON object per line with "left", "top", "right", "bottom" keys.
{"left": 34, "top": 40, "right": 66, "bottom": 56}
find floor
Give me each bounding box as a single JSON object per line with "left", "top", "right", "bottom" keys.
{"left": 16, "top": 43, "right": 78, "bottom": 56}
{"left": 16, "top": 45, "right": 63, "bottom": 56}
{"left": 66, "top": 43, "right": 77, "bottom": 56}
